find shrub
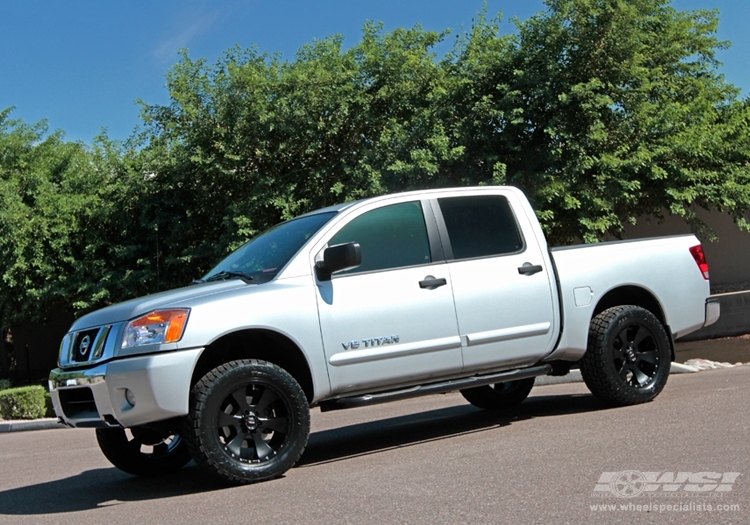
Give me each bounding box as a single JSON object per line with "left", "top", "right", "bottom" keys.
{"left": 0, "top": 385, "right": 47, "bottom": 420}
{"left": 44, "top": 390, "right": 55, "bottom": 417}
{"left": 0, "top": 379, "right": 11, "bottom": 391}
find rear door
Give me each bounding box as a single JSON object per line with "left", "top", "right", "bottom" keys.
{"left": 433, "top": 192, "right": 558, "bottom": 372}
{"left": 314, "top": 199, "right": 463, "bottom": 395}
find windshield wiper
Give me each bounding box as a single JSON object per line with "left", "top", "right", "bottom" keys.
{"left": 199, "top": 270, "right": 255, "bottom": 284}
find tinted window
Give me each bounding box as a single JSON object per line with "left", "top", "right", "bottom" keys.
{"left": 329, "top": 201, "right": 431, "bottom": 274}
{"left": 438, "top": 195, "right": 523, "bottom": 259}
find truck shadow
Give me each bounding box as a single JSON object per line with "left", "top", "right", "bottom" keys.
{"left": 299, "top": 391, "right": 602, "bottom": 466}
{"left": 0, "top": 392, "right": 603, "bottom": 515}
{"left": 0, "top": 464, "right": 225, "bottom": 515}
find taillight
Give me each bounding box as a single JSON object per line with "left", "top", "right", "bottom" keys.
{"left": 689, "top": 245, "right": 709, "bottom": 280}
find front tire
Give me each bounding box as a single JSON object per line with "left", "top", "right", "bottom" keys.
{"left": 185, "top": 359, "right": 310, "bottom": 485}
{"left": 96, "top": 426, "right": 191, "bottom": 476}
{"left": 460, "top": 378, "right": 535, "bottom": 410}
{"left": 580, "top": 305, "right": 671, "bottom": 406}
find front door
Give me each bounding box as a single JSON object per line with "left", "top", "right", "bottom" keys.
{"left": 315, "top": 200, "right": 462, "bottom": 395}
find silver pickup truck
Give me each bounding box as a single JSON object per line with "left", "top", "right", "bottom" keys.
{"left": 49, "top": 186, "right": 719, "bottom": 484}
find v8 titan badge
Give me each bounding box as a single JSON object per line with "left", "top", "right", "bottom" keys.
{"left": 342, "top": 335, "right": 400, "bottom": 350}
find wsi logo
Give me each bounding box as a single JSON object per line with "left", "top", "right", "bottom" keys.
{"left": 594, "top": 471, "right": 741, "bottom": 498}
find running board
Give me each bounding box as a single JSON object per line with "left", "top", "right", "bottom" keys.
{"left": 318, "top": 364, "right": 553, "bottom": 412}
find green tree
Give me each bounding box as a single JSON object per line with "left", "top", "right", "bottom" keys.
{"left": 448, "top": 0, "right": 750, "bottom": 243}
{"left": 0, "top": 109, "right": 94, "bottom": 324}
{"left": 0, "top": 109, "right": 149, "bottom": 324}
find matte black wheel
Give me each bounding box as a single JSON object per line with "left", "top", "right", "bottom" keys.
{"left": 96, "top": 426, "right": 191, "bottom": 476}
{"left": 580, "top": 305, "right": 671, "bottom": 406}
{"left": 460, "top": 377, "right": 535, "bottom": 410}
{"left": 185, "top": 359, "right": 310, "bottom": 485}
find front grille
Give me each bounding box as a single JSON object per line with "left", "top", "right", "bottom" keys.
{"left": 66, "top": 325, "right": 113, "bottom": 367}
{"left": 71, "top": 329, "right": 100, "bottom": 363}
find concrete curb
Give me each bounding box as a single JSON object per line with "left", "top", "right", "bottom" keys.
{"left": 0, "top": 418, "right": 65, "bottom": 433}
{"left": 670, "top": 362, "right": 701, "bottom": 373}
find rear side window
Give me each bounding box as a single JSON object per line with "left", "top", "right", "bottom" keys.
{"left": 438, "top": 195, "right": 523, "bottom": 259}
{"left": 329, "top": 201, "right": 431, "bottom": 274}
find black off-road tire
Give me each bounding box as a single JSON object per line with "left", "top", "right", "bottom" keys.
{"left": 580, "top": 305, "right": 671, "bottom": 406}
{"left": 185, "top": 359, "right": 310, "bottom": 485}
{"left": 460, "top": 378, "right": 535, "bottom": 410}
{"left": 96, "top": 426, "right": 191, "bottom": 476}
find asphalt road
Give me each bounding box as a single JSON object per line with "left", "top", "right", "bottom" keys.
{"left": 0, "top": 367, "right": 747, "bottom": 525}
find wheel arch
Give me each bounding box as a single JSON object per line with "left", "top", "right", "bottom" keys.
{"left": 190, "top": 329, "right": 315, "bottom": 403}
{"left": 591, "top": 285, "right": 674, "bottom": 360}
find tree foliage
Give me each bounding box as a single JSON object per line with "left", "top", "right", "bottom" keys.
{"left": 0, "top": 109, "right": 152, "bottom": 323}
{"left": 498, "top": 0, "right": 750, "bottom": 242}
{"left": 2, "top": 0, "right": 750, "bottom": 326}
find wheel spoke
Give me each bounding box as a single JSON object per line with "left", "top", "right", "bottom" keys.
{"left": 225, "top": 431, "right": 246, "bottom": 457}
{"left": 253, "top": 387, "right": 279, "bottom": 413}
{"left": 252, "top": 433, "right": 274, "bottom": 460}
{"left": 637, "top": 350, "right": 658, "bottom": 365}
{"left": 230, "top": 387, "right": 250, "bottom": 412}
{"left": 633, "top": 367, "right": 650, "bottom": 386}
{"left": 616, "top": 326, "right": 631, "bottom": 347}
{"left": 633, "top": 326, "right": 651, "bottom": 348}
{"left": 259, "top": 416, "right": 288, "bottom": 434}
{"left": 219, "top": 411, "right": 241, "bottom": 428}
{"left": 618, "top": 363, "right": 631, "bottom": 382}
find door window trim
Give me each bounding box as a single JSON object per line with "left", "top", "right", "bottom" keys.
{"left": 321, "top": 199, "right": 449, "bottom": 279}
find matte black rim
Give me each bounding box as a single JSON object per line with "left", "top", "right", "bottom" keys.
{"left": 611, "top": 322, "right": 660, "bottom": 388}
{"left": 216, "top": 381, "right": 291, "bottom": 464}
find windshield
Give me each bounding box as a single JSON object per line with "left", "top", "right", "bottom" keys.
{"left": 202, "top": 211, "right": 337, "bottom": 283}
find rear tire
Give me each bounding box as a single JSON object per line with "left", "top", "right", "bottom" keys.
{"left": 96, "top": 426, "right": 191, "bottom": 477}
{"left": 185, "top": 359, "right": 310, "bottom": 485}
{"left": 580, "top": 305, "right": 671, "bottom": 406}
{"left": 460, "top": 378, "right": 535, "bottom": 410}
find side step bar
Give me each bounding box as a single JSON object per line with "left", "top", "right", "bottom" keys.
{"left": 318, "top": 364, "right": 553, "bottom": 412}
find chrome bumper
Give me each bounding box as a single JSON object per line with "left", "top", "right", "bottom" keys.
{"left": 49, "top": 348, "right": 203, "bottom": 429}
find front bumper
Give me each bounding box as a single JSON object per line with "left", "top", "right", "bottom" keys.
{"left": 49, "top": 348, "right": 203, "bottom": 428}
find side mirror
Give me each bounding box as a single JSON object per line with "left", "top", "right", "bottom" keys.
{"left": 316, "top": 242, "right": 362, "bottom": 281}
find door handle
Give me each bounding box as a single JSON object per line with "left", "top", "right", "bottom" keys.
{"left": 419, "top": 276, "right": 447, "bottom": 289}
{"left": 518, "top": 263, "right": 543, "bottom": 276}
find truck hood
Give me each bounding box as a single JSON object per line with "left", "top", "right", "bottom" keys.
{"left": 70, "top": 280, "right": 249, "bottom": 332}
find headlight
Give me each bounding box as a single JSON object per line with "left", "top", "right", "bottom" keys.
{"left": 122, "top": 309, "right": 190, "bottom": 349}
